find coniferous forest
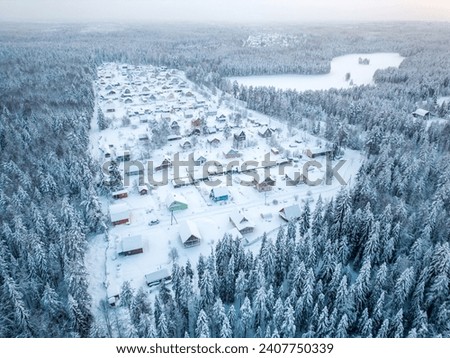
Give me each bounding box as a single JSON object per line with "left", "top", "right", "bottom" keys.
{"left": 0, "top": 23, "right": 449, "bottom": 338}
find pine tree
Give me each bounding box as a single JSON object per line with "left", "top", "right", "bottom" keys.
{"left": 239, "top": 297, "right": 253, "bottom": 337}
{"left": 97, "top": 108, "right": 108, "bottom": 130}
{"left": 281, "top": 302, "right": 296, "bottom": 338}
{"left": 299, "top": 201, "right": 311, "bottom": 237}
{"left": 195, "top": 309, "right": 210, "bottom": 338}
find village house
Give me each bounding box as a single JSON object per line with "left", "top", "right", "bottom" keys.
{"left": 229, "top": 211, "right": 255, "bottom": 234}
{"left": 253, "top": 176, "right": 276, "bottom": 192}
{"left": 194, "top": 155, "right": 207, "bottom": 166}
{"left": 207, "top": 137, "right": 221, "bottom": 148}
{"left": 145, "top": 268, "right": 172, "bottom": 287}
{"left": 258, "top": 126, "right": 274, "bottom": 138}
{"left": 233, "top": 131, "right": 246, "bottom": 148}
{"left": 224, "top": 149, "right": 242, "bottom": 159}
{"left": 166, "top": 193, "right": 188, "bottom": 211}
{"left": 210, "top": 187, "right": 229, "bottom": 202}
{"left": 179, "top": 220, "right": 202, "bottom": 248}
{"left": 118, "top": 234, "right": 144, "bottom": 256}
{"left": 109, "top": 203, "right": 130, "bottom": 226}
{"left": 155, "top": 157, "right": 172, "bottom": 171}
{"left": 216, "top": 114, "right": 227, "bottom": 123}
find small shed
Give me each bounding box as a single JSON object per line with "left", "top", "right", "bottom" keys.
{"left": 112, "top": 189, "right": 128, "bottom": 200}
{"left": 210, "top": 187, "right": 229, "bottom": 202}
{"left": 118, "top": 235, "right": 144, "bottom": 256}
{"left": 106, "top": 282, "right": 120, "bottom": 307}
{"left": 138, "top": 185, "right": 149, "bottom": 195}
{"left": 179, "top": 220, "right": 202, "bottom": 247}
{"left": 166, "top": 193, "right": 188, "bottom": 211}
{"left": 110, "top": 203, "right": 130, "bottom": 226}
{"left": 279, "top": 204, "right": 302, "bottom": 222}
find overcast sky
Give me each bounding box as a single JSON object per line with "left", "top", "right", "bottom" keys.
{"left": 0, "top": 0, "right": 449, "bottom": 23}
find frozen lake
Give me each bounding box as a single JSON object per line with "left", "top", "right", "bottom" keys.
{"left": 229, "top": 52, "right": 405, "bottom": 92}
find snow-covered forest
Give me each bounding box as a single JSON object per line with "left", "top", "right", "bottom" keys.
{"left": 0, "top": 22, "right": 449, "bottom": 338}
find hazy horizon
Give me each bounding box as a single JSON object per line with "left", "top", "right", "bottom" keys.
{"left": 0, "top": 0, "right": 449, "bottom": 24}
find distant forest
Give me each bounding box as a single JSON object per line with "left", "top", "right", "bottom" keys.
{"left": 0, "top": 22, "right": 449, "bottom": 338}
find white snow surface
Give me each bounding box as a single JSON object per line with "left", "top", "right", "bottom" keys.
{"left": 229, "top": 53, "right": 405, "bottom": 92}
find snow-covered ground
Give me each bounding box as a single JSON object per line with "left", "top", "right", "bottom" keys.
{"left": 86, "top": 62, "right": 364, "bottom": 307}
{"left": 229, "top": 52, "right": 405, "bottom": 92}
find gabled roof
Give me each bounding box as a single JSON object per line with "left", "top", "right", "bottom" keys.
{"left": 229, "top": 211, "right": 255, "bottom": 232}
{"left": 165, "top": 193, "right": 187, "bottom": 208}
{"left": 279, "top": 204, "right": 301, "bottom": 221}
{"left": 179, "top": 220, "right": 202, "bottom": 244}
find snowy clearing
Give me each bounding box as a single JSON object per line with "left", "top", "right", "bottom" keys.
{"left": 229, "top": 53, "right": 405, "bottom": 92}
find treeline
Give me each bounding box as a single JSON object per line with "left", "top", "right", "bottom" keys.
{"left": 0, "top": 44, "right": 104, "bottom": 337}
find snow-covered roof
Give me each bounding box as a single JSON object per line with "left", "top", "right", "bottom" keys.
{"left": 179, "top": 220, "right": 202, "bottom": 244}
{"left": 145, "top": 268, "right": 171, "bottom": 285}
{"left": 211, "top": 187, "right": 229, "bottom": 198}
{"left": 165, "top": 193, "right": 187, "bottom": 208}
{"left": 307, "top": 147, "right": 332, "bottom": 155}
{"left": 120, "top": 235, "right": 143, "bottom": 253}
{"left": 110, "top": 203, "right": 130, "bottom": 220}
{"left": 412, "top": 108, "right": 430, "bottom": 117}
{"left": 112, "top": 189, "right": 128, "bottom": 196}
{"left": 227, "top": 227, "right": 244, "bottom": 240}
{"left": 279, "top": 204, "right": 301, "bottom": 221}
{"left": 229, "top": 211, "right": 255, "bottom": 232}
{"left": 138, "top": 185, "right": 148, "bottom": 192}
